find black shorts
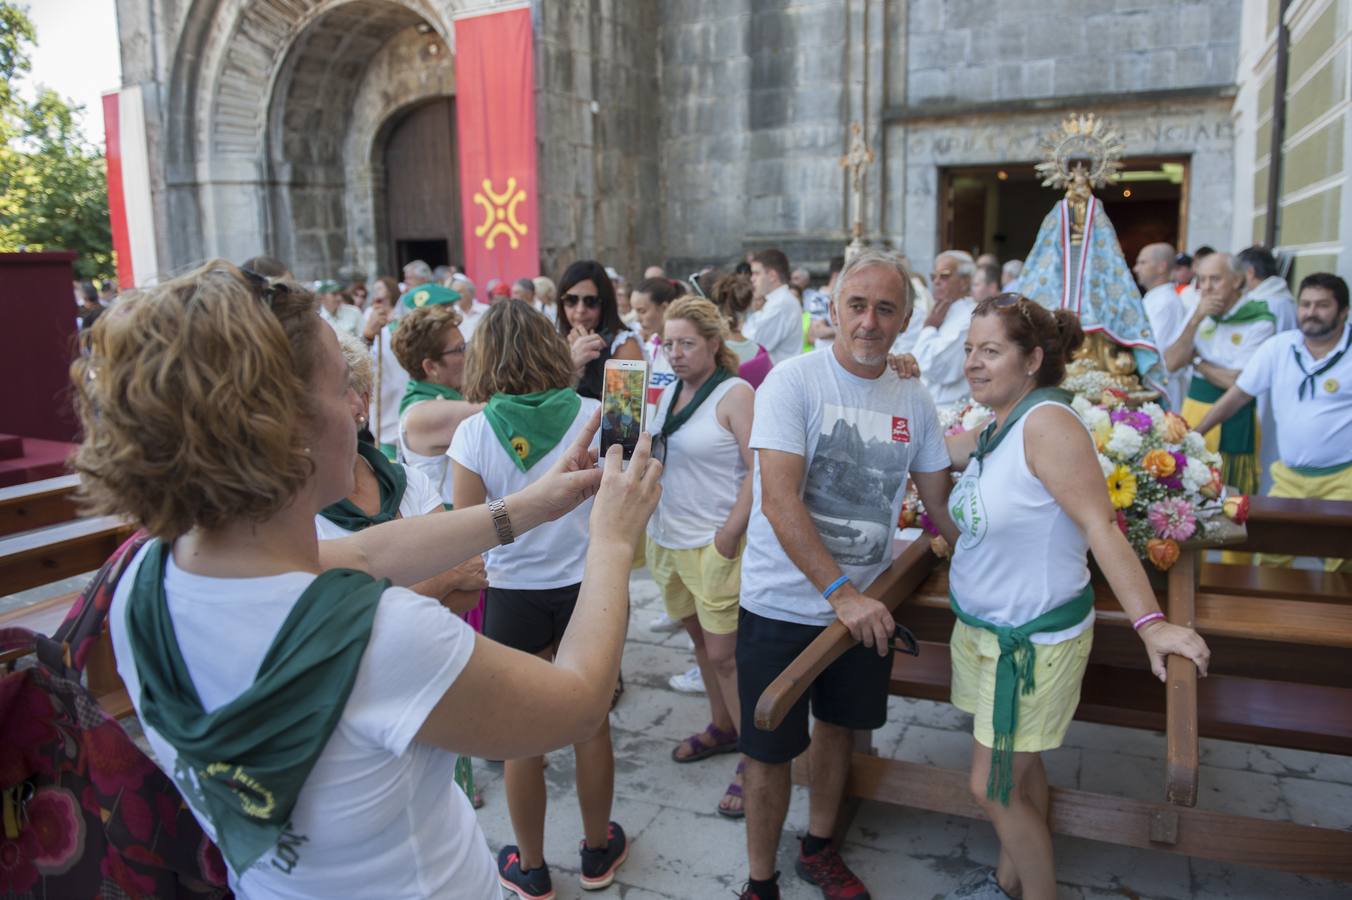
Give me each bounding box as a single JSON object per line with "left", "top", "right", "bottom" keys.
{"left": 483, "top": 583, "right": 581, "bottom": 655}
{"left": 736, "top": 607, "right": 892, "bottom": 764}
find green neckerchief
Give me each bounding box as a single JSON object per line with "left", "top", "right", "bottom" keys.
{"left": 400, "top": 379, "right": 464, "bottom": 415}
{"left": 126, "top": 540, "right": 388, "bottom": 875}
{"left": 319, "top": 441, "right": 408, "bottom": 532}
{"left": 949, "top": 584, "right": 1095, "bottom": 806}
{"left": 970, "top": 387, "right": 1072, "bottom": 473}
{"left": 1292, "top": 327, "right": 1351, "bottom": 401}
{"left": 1215, "top": 298, "right": 1276, "bottom": 326}
{"left": 484, "top": 388, "right": 581, "bottom": 471}
{"left": 1187, "top": 377, "right": 1256, "bottom": 454}
{"left": 660, "top": 368, "right": 733, "bottom": 438}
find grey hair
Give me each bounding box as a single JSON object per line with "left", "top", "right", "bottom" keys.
{"left": 1209, "top": 251, "right": 1243, "bottom": 278}
{"left": 403, "top": 259, "right": 433, "bottom": 283}
{"left": 514, "top": 277, "right": 536, "bottom": 292}
{"left": 336, "top": 331, "right": 374, "bottom": 398}
{"left": 937, "top": 250, "right": 976, "bottom": 279}
{"left": 830, "top": 248, "right": 915, "bottom": 315}
{"left": 1001, "top": 259, "right": 1024, "bottom": 279}
{"left": 533, "top": 276, "right": 556, "bottom": 302}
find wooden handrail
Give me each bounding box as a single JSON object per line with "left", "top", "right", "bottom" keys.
{"left": 1165, "top": 550, "right": 1200, "bottom": 807}
{"left": 753, "top": 540, "right": 938, "bottom": 731}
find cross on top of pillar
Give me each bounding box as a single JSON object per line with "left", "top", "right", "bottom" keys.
{"left": 840, "top": 121, "right": 874, "bottom": 255}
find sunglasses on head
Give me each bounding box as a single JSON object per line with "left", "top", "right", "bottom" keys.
{"left": 562, "top": 293, "right": 601, "bottom": 310}
{"left": 988, "top": 292, "right": 1036, "bottom": 324}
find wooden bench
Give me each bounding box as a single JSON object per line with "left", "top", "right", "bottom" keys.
{"left": 1, "top": 474, "right": 135, "bottom": 719}
{"left": 755, "top": 497, "right": 1352, "bottom": 881}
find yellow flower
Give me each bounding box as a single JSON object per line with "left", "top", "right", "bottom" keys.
{"left": 1106, "top": 465, "right": 1137, "bottom": 509}
{"left": 1091, "top": 417, "right": 1112, "bottom": 451}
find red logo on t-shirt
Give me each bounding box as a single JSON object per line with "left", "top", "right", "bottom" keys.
{"left": 891, "top": 417, "right": 911, "bottom": 443}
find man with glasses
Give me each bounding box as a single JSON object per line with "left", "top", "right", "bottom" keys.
{"left": 909, "top": 250, "right": 978, "bottom": 406}
{"left": 735, "top": 249, "right": 959, "bottom": 900}
{"left": 746, "top": 249, "right": 804, "bottom": 365}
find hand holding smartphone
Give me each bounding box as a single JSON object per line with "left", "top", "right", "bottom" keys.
{"left": 599, "top": 358, "right": 649, "bottom": 466}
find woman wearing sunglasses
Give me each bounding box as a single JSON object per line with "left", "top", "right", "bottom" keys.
{"left": 555, "top": 260, "right": 643, "bottom": 400}
{"left": 938, "top": 293, "right": 1211, "bottom": 900}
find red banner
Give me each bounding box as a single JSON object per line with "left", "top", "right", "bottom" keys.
{"left": 454, "top": 7, "right": 539, "bottom": 300}
{"left": 102, "top": 93, "right": 132, "bottom": 289}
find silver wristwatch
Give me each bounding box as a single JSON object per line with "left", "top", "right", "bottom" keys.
{"left": 488, "top": 497, "right": 515, "bottom": 545}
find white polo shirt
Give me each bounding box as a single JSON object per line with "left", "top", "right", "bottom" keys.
{"left": 1192, "top": 297, "right": 1280, "bottom": 372}
{"left": 1235, "top": 324, "right": 1352, "bottom": 469}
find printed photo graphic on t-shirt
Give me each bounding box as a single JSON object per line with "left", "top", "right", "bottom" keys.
{"left": 802, "top": 404, "right": 909, "bottom": 566}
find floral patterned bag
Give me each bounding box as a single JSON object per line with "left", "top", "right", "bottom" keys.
{"left": 0, "top": 532, "right": 231, "bottom": 898}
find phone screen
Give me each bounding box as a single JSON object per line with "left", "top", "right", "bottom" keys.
{"left": 600, "top": 363, "right": 648, "bottom": 461}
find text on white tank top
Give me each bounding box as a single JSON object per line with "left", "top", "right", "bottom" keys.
{"left": 647, "top": 377, "right": 749, "bottom": 549}
{"left": 398, "top": 403, "right": 452, "bottom": 507}
{"left": 947, "top": 401, "right": 1095, "bottom": 644}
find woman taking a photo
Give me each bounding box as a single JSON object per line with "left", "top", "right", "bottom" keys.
{"left": 451, "top": 300, "right": 628, "bottom": 899}
{"left": 555, "top": 259, "right": 642, "bottom": 400}
{"left": 77, "top": 262, "right": 661, "bottom": 900}
{"left": 938, "top": 294, "right": 1210, "bottom": 900}
{"left": 646, "top": 297, "right": 755, "bottom": 818}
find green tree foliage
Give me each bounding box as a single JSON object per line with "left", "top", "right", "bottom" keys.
{"left": 0, "top": 2, "right": 114, "bottom": 282}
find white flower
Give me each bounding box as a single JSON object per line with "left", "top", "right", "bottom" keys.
{"left": 1182, "top": 458, "right": 1212, "bottom": 493}
{"left": 1097, "top": 452, "right": 1115, "bottom": 478}
{"left": 1071, "top": 395, "right": 1096, "bottom": 418}
{"left": 1082, "top": 406, "right": 1110, "bottom": 431}
{"left": 1141, "top": 402, "right": 1165, "bottom": 426}
{"left": 961, "top": 405, "right": 992, "bottom": 433}
{"left": 1183, "top": 431, "right": 1207, "bottom": 457}
{"left": 1106, "top": 422, "right": 1143, "bottom": 458}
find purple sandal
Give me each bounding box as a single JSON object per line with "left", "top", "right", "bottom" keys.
{"left": 671, "top": 723, "right": 739, "bottom": 763}
{"left": 718, "top": 758, "right": 746, "bottom": 819}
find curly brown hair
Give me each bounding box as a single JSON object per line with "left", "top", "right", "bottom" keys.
{"left": 70, "top": 261, "right": 324, "bottom": 539}
{"left": 391, "top": 304, "right": 463, "bottom": 380}
{"left": 463, "top": 300, "right": 576, "bottom": 402}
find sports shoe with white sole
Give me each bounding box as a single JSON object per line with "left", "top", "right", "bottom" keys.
{"left": 668, "top": 665, "right": 705, "bottom": 693}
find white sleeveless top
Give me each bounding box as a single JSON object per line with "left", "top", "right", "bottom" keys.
{"left": 947, "top": 400, "right": 1095, "bottom": 644}
{"left": 398, "top": 402, "right": 452, "bottom": 507}
{"left": 646, "top": 376, "right": 750, "bottom": 550}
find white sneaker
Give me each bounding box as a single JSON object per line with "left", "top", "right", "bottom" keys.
{"left": 648, "top": 611, "right": 682, "bottom": 632}
{"left": 668, "top": 665, "right": 705, "bottom": 694}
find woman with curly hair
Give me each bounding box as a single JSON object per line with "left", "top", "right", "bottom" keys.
{"left": 76, "top": 262, "right": 661, "bottom": 899}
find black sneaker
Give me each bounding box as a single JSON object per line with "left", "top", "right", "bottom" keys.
{"left": 737, "top": 872, "right": 782, "bottom": 899}
{"left": 579, "top": 821, "right": 629, "bottom": 890}
{"left": 497, "top": 845, "right": 555, "bottom": 900}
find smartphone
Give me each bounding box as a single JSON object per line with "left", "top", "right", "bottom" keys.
{"left": 600, "top": 358, "right": 649, "bottom": 462}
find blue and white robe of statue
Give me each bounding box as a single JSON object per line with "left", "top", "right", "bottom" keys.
{"left": 1009, "top": 197, "right": 1171, "bottom": 406}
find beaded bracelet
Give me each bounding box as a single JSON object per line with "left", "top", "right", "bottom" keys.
{"left": 1132, "top": 611, "right": 1166, "bottom": 631}
{"left": 822, "top": 575, "right": 850, "bottom": 601}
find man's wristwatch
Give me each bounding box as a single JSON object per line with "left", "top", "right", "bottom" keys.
{"left": 488, "top": 498, "right": 515, "bottom": 545}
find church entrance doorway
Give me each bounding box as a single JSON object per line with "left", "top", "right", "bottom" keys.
{"left": 382, "top": 97, "right": 461, "bottom": 273}
{"left": 938, "top": 157, "right": 1188, "bottom": 274}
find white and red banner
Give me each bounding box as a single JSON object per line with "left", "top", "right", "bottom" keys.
{"left": 102, "top": 86, "right": 157, "bottom": 289}
{"left": 454, "top": 5, "right": 539, "bottom": 299}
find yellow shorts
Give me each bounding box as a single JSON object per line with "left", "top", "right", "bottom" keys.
{"left": 646, "top": 537, "right": 742, "bottom": 635}
{"left": 949, "top": 619, "right": 1093, "bottom": 753}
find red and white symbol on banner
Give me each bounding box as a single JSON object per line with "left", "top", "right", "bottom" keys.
{"left": 891, "top": 417, "right": 911, "bottom": 443}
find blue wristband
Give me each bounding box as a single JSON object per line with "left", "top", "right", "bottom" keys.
{"left": 822, "top": 575, "right": 850, "bottom": 601}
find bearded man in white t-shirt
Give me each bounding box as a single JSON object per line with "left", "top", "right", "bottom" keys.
{"left": 733, "top": 249, "right": 960, "bottom": 900}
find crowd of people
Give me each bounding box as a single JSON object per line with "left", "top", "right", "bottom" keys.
{"left": 69, "top": 232, "right": 1348, "bottom": 900}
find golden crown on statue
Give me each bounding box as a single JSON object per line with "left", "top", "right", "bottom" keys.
{"left": 1034, "top": 113, "right": 1126, "bottom": 194}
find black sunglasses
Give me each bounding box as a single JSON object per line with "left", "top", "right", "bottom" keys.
{"left": 562, "top": 293, "right": 601, "bottom": 309}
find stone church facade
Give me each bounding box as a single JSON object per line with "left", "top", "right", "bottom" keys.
{"left": 115, "top": 0, "right": 1250, "bottom": 284}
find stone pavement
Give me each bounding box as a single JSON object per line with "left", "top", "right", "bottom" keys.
{"left": 465, "top": 568, "right": 1352, "bottom": 900}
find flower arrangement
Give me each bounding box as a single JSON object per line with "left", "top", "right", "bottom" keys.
{"left": 1073, "top": 396, "right": 1230, "bottom": 570}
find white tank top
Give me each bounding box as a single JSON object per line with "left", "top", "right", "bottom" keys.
{"left": 947, "top": 401, "right": 1094, "bottom": 644}
{"left": 398, "top": 403, "right": 452, "bottom": 507}
{"left": 646, "top": 377, "right": 750, "bottom": 550}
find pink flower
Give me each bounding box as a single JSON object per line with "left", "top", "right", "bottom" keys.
{"left": 26, "top": 787, "right": 84, "bottom": 874}
{"left": 1148, "top": 497, "right": 1197, "bottom": 541}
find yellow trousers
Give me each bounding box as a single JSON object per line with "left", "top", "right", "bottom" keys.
{"left": 1258, "top": 461, "right": 1352, "bottom": 572}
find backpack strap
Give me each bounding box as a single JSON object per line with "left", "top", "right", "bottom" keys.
{"left": 35, "top": 530, "right": 150, "bottom": 676}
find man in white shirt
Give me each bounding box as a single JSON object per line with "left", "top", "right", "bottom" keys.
{"left": 1237, "top": 245, "right": 1298, "bottom": 332}
{"left": 447, "top": 273, "right": 490, "bottom": 341}
{"left": 1194, "top": 273, "right": 1351, "bottom": 570}
{"left": 315, "top": 280, "right": 365, "bottom": 339}
{"left": 745, "top": 249, "right": 803, "bottom": 364}
{"left": 909, "top": 250, "right": 977, "bottom": 406}
{"left": 371, "top": 260, "right": 431, "bottom": 456}
{"left": 1133, "top": 242, "right": 1189, "bottom": 409}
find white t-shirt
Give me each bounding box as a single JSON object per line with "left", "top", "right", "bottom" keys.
{"left": 319, "top": 303, "right": 364, "bottom": 340}
{"left": 313, "top": 463, "right": 443, "bottom": 540}
{"left": 745, "top": 284, "right": 803, "bottom": 365}
{"left": 455, "top": 300, "right": 491, "bottom": 343}
{"left": 448, "top": 398, "right": 601, "bottom": 589}
{"left": 371, "top": 324, "right": 409, "bottom": 448}
{"left": 1142, "top": 282, "right": 1189, "bottom": 410}
{"left": 1235, "top": 324, "right": 1352, "bottom": 469}
{"left": 643, "top": 335, "right": 678, "bottom": 425}
{"left": 740, "top": 350, "right": 950, "bottom": 626}
{"left": 109, "top": 542, "right": 495, "bottom": 899}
